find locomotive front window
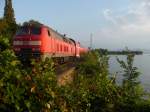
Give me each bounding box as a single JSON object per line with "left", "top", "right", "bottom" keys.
{"left": 16, "top": 27, "right": 29, "bottom": 35}
{"left": 31, "top": 27, "right": 41, "bottom": 35}
{"left": 16, "top": 27, "right": 41, "bottom": 35}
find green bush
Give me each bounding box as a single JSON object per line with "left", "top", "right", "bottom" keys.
{"left": 77, "top": 51, "right": 109, "bottom": 76}
{"left": 58, "top": 51, "right": 120, "bottom": 112}
{"left": 0, "top": 49, "right": 62, "bottom": 111}
{"left": 63, "top": 51, "right": 150, "bottom": 112}
{"left": 0, "top": 36, "right": 10, "bottom": 51}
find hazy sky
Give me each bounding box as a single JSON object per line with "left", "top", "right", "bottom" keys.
{"left": 1, "top": 0, "right": 150, "bottom": 50}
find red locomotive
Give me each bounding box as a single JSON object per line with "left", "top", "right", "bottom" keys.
{"left": 13, "top": 24, "right": 88, "bottom": 62}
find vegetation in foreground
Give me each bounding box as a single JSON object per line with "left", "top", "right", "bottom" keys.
{"left": 0, "top": 41, "right": 150, "bottom": 111}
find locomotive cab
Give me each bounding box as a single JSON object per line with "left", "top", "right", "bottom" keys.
{"left": 13, "top": 25, "right": 43, "bottom": 60}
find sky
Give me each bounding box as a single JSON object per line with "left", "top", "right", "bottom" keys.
{"left": 1, "top": 0, "right": 150, "bottom": 50}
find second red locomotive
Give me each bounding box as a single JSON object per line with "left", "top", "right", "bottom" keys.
{"left": 13, "top": 24, "right": 88, "bottom": 62}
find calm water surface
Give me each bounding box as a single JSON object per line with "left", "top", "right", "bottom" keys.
{"left": 109, "top": 54, "right": 150, "bottom": 92}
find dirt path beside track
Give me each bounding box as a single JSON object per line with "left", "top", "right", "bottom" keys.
{"left": 57, "top": 67, "right": 75, "bottom": 86}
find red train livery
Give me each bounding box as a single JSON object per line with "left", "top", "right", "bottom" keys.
{"left": 13, "top": 24, "right": 88, "bottom": 61}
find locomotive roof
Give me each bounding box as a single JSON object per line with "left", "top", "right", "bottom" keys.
{"left": 21, "top": 24, "right": 76, "bottom": 45}
{"left": 45, "top": 25, "right": 75, "bottom": 45}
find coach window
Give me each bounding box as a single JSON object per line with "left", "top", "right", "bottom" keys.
{"left": 66, "top": 47, "right": 68, "bottom": 52}
{"left": 57, "top": 44, "right": 59, "bottom": 51}
{"left": 48, "top": 30, "right": 51, "bottom": 37}
{"left": 64, "top": 46, "right": 66, "bottom": 52}
{"left": 60, "top": 45, "right": 62, "bottom": 52}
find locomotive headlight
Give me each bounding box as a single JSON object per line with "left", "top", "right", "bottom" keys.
{"left": 32, "top": 48, "right": 40, "bottom": 51}
{"left": 14, "top": 48, "right": 20, "bottom": 51}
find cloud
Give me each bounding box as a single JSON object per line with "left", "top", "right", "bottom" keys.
{"left": 96, "top": 0, "right": 150, "bottom": 49}
{"left": 103, "top": 9, "right": 117, "bottom": 25}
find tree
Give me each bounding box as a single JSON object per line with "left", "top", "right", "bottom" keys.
{"left": 23, "top": 20, "right": 43, "bottom": 27}
{"left": 117, "top": 54, "right": 143, "bottom": 104}
{"left": 0, "top": 0, "right": 17, "bottom": 38}
{"left": 4, "top": 0, "right": 16, "bottom": 23}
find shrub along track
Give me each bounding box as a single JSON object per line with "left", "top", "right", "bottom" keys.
{"left": 21, "top": 59, "right": 77, "bottom": 86}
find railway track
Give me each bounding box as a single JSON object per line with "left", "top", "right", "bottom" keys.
{"left": 55, "top": 61, "right": 76, "bottom": 86}
{"left": 55, "top": 61, "right": 76, "bottom": 75}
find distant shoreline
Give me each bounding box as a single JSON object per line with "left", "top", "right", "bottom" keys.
{"left": 97, "top": 49, "right": 143, "bottom": 55}
{"left": 107, "top": 51, "right": 143, "bottom": 55}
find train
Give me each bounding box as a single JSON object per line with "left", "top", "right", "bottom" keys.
{"left": 13, "top": 24, "right": 88, "bottom": 62}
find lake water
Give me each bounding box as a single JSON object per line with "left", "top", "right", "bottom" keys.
{"left": 109, "top": 54, "right": 150, "bottom": 92}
